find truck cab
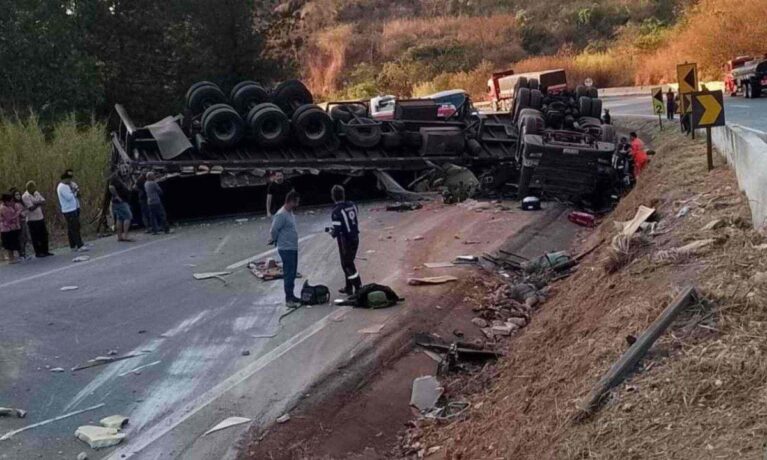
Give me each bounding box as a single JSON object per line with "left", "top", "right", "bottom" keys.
{"left": 724, "top": 56, "right": 754, "bottom": 96}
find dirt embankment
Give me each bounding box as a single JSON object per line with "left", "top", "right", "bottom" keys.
{"left": 415, "top": 120, "right": 767, "bottom": 459}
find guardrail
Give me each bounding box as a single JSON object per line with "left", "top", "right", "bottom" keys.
{"left": 711, "top": 124, "right": 767, "bottom": 230}
{"left": 599, "top": 82, "right": 725, "bottom": 98}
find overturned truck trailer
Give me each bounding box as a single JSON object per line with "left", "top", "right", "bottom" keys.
{"left": 107, "top": 80, "right": 618, "bottom": 218}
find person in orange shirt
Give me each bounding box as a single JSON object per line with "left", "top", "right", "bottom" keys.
{"left": 629, "top": 132, "right": 649, "bottom": 176}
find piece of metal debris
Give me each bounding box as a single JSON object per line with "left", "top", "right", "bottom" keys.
{"left": 0, "top": 407, "right": 26, "bottom": 418}
{"left": 407, "top": 276, "right": 458, "bottom": 286}
{"left": 203, "top": 417, "right": 251, "bottom": 436}
{"left": 50, "top": 367, "right": 65, "bottom": 373}
{"left": 72, "top": 256, "right": 90, "bottom": 263}
{"left": 75, "top": 425, "right": 126, "bottom": 449}
{"left": 410, "top": 376, "right": 444, "bottom": 412}
{"left": 72, "top": 352, "right": 148, "bottom": 372}
{"left": 423, "top": 262, "right": 455, "bottom": 269}
{"left": 60, "top": 286, "right": 79, "bottom": 291}
{"left": 276, "top": 414, "right": 290, "bottom": 424}
{"left": 100, "top": 415, "right": 129, "bottom": 429}
{"left": 358, "top": 324, "right": 386, "bottom": 334}
{"left": 0, "top": 403, "right": 105, "bottom": 441}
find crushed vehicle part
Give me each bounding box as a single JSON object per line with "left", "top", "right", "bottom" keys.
{"left": 410, "top": 376, "right": 443, "bottom": 412}
{"left": 100, "top": 415, "right": 129, "bottom": 429}
{"left": 408, "top": 276, "right": 458, "bottom": 286}
{"left": 0, "top": 403, "right": 105, "bottom": 441}
{"left": 75, "top": 425, "right": 126, "bottom": 449}
{"left": 0, "top": 407, "right": 27, "bottom": 418}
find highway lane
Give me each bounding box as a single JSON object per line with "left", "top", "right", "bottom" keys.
{"left": 603, "top": 94, "right": 767, "bottom": 134}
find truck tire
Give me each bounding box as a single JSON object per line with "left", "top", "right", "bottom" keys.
{"left": 587, "top": 87, "right": 599, "bottom": 99}
{"left": 517, "top": 108, "right": 542, "bottom": 120}
{"left": 292, "top": 105, "right": 333, "bottom": 147}
{"left": 330, "top": 104, "right": 368, "bottom": 123}
{"left": 202, "top": 104, "right": 244, "bottom": 147}
{"left": 231, "top": 82, "right": 269, "bottom": 116}
{"left": 753, "top": 83, "right": 762, "bottom": 99}
{"left": 530, "top": 89, "right": 543, "bottom": 110}
{"left": 187, "top": 83, "right": 227, "bottom": 116}
{"left": 272, "top": 80, "right": 314, "bottom": 117}
{"left": 381, "top": 131, "right": 403, "bottom": 149}
{"left": 514, "top": 77, "right": 529, "bottom": 93}
{"left": 186, "top": 81, "right": 218, "bottom": 101}
{"left": 513, "top": 87, "right": 531, "bottom": 121}
{"left": 590, "top": 98, "right": 603, "bottom": 118}
{"left": 528, "top": 78, "right": 539, "bottom": 91}
{"left": 578, "top": 97, "right": 592, "bottom": 119}
{"left": 344, "top": 117, "right": 381, "bottom": 148}
{"left": 521, "top": 115, "right": 544, "bottom": 135}
{"left": 578, "top": 116, "right": 602, "bottom": 128}
{"left": 247, "top": 103, "right": 290, "bottom": 147}
{"left": 600, "top": 124, "right": 616, "bottom": 143}
{"left": 518, "top": 163, "right": 533, "bottom": 198}
{"left": 745, "top": 82, "right": 753, "bottom": 98}
{"left": 575, "top": 85, "right": 587, "bottom": 99}
{"left": 467, "top": 138, "right": 482, "bottom": 155}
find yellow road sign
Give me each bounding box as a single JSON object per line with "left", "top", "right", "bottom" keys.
{"left": 651, "top": 87, "right": 664, "bottom": 115}
{"left": 691, "top": 90, "right": 725, "bottom": 129}
{"left": 677, "top": 63, "right": 698, "bottom": 94}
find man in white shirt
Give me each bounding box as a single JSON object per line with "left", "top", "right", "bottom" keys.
{"left": 22, "top": 181, "right": 52, "bottom": 257}
{"left": 57, "top": 171, "right": 87, "bottom": 252}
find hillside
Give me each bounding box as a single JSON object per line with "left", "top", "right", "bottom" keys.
{"left": 268, "top": 0, "right": 767, "bottom": 100}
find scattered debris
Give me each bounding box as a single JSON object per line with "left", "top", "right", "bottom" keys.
{"left": 248, "top": 260, "right": 303, "bottom": 281}
{"left": 241, "top": 350, "right": 250, "bottom": 356}
{"left": 463, "top": 240, "right": 481, "bottom": 245}
{"left": 676, "top": 206, "right": 690, "bottom": 218}
{"left": 235, "top": 218, "right": 249, "bottom": 224}
{"left": 0, "top": 403, "right": 105, "bottom": 441}
{"left": 100, "top": 415, "right": 129, "bottom": 429}
{"left": 0, "top": 407, "right": 26, "bottom": 418}
{"left": 422, "top": 350, "right": 444, "bottom": 363}
{"left": 60, "top": 286, "right": 79, "bottom": 291}
{"left": 276, "top": 414, "right": 291, "bottom": 424}
{"left": 408, "top": 276, "right": 458, "bottom": 286}
{"left": 471, "top": 317, "right": 488, "bottom": 328}
{"left": 386, "top": 202, "right": 423, "bottom": 212}
{"left": 577, "top": 286, "right": 699, "bottom": 418}
{"left": 203, "top": 417, "right": 251, "bottom": 436}
{"left": 618, "top": 205, "right": 656, "bottom": 236}
{"left": 568, "top": 210, "right": 597, "bottom": 227}
{"left": 522, "top": 251, "right": 572, "bottom": 273}
{"left": 118, "top": 360, "right": 161, "bottom": 377}
{"left": 193, "top": 271, "right": 231, "bottom": 284}
{"left": 410, "top": 376, "right": 443, "bottom": 412}
{"left": 77, "top": 452, "right": 88, "bottom": 460}
{"left": 654, "top": 239, "right": 716, "bottom": 263}
{"left": 72, "top": 256, "right": 90, "bottom": 263}
{"left": 702, "top": 218, "right": 725, "bottom": 231}
{"left": 453, "top": 255, "right": 478, "bottom": 264}
{"left": 50, "top": 367, "right": 65, "bottom": 373}
{"left": 423, "top": 262, "right": 455, "bottom": 269}
{"left": 358, "top": 324, "right": 386, "bottom": 334}
{"left": 75, "top": 425, "right": 126, "bottom": 449}
{"left": 416, "top": 334, "right": 502, "bottom": 361}
{"left": 452, "top": 329, "right": 464, "bottom": 338}
{"left": 412, "top": 235, "right": 424, "bottom": 241}
{"left": 72, "top": 352, "right": 148, "bottom": 372}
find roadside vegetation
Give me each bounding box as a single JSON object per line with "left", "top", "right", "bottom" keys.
{"left": 0, "top": 115, "right": 109, "bottom": 239}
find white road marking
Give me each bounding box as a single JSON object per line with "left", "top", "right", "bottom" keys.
{"left": 729, "top": 104, "right": 749, "bottom": 109}
{"left": 0, "top": 403, "right": 106, "bottom": 441}
{"left": 0, "top": 236, "right": 178, "bottom": 289}
{"left": 225, "top": 234, "right": 318, "bottom": 270}
{"left": 119, "top": 360, "right": 162, "bottom": 377}
{"left": 214, "top": 234, "right": 231, "bottom": 254}
{"left": 105, "top": 306, "right": 353, "bottom": 459}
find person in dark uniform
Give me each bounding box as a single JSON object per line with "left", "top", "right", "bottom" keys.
{"left": 666, "top": 89, "right": 676, "bottom": 120}
{"left": 330, "top": 185, "right": 361, "bottom": 295}
{"left": 266, "top": 171, "right": 293, "bottom": 217}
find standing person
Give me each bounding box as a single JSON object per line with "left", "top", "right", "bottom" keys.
{"left": 266, "top": 171, "right": 293, "bottom": 217}
{"left": 145, "top": 172, "right": 170, "bottom": 234}
{"left": 21, "top": 181, "right": 52, "bottom": 257}
{"left": 57, "top": 172, "right": 87, "bottom": 252}
{"left": 134, "top": 172, "right": 151, "bottom": 232}
{"left": 269, "top": 191, "right": 301, "bottom": 307}
{"left": 10, "top": 188, "right": 30, "bottom": 260}
{"left": 666, "top": 89, "right": 676, "bottom": 120}
{"left": 330, "top": 185, "right": 362, "bottom": 295}
{"left": 602, "top": 109, "right": 611, "bottom": 125}
{"left": 108, "top": 175, "right": 134, "bottom": 242}
{"left": 629, "top": 132, "right": 649, "bottom": 176}
{"left": 0, "top": 193, "right": 22, "bottom": 263}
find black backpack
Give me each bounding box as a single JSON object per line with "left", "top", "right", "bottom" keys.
{"left": 300, "top": 280, "right": 330, "bottom": 305}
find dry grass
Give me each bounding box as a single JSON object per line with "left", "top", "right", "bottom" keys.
{"left": 413, "top": 119, "right": 767, "bottom": 459}
{"left": 305, "top": 24, "right": 357, "bottom": 96}
{"left": 512, "top": 50, "right": 637, "bottom": 89}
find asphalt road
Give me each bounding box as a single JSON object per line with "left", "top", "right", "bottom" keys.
{"left": 603, "top": 94, "right": 767, "bottom": 134}
{"left": 0, "top": 206, "right": 411, "bottom": 459}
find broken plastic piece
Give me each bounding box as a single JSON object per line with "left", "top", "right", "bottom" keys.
{"left": 0, "top": 407, "right": 26, "bottom": 418}
{"left": 410, "top": 376, "right": 443, "bottom": 412}
{"left": 100, "top": 415, "right": 129, "bottom": 429}
{"left": 408, "top": 276, "right": 458, "bottom": 286}
{"left": 202, "top": 416, "right": 251, "bottom": 436}
{"left": 75, "top": 425, "right": 126, "bottom": 449}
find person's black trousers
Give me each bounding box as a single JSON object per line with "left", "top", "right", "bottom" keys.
{"left": 338, "top": 236, "right": 361, "bottom": 292}
{"left": 63, "top": 209, "right": 83, "bottom": 249}
{"left": 149, "top": 203, "right": 169, "bottom": 233}
{"left": 27, "top": 219, "right": 49, "bottom": 256}
{"left": 667, "top": 109, "right": 675, "bottom": 120}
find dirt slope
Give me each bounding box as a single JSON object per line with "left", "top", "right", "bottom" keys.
{"left": 416, "top": 120, "right": 767, "bottom": 459}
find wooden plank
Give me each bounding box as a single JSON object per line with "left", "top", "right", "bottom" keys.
{"left": 577, "top": 286, "right": 698, "bottom": 418}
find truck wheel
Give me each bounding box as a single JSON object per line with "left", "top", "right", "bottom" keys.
{"left": 578, "top": 96, "right": 592, "bottom": 119}
{"left": 231, "top": 82, "right": 269, "bottom": 116}
{"left": 187, "top": 83, "right": 227, "bottom": 116}
{"left": 590, "top": 98, "right": 603, "bottom": 119}
{"left": 467, "top": 138, "right": 482, "bottom": 155}
{"left": 513, "top": 87, "right": 531, "bottom": 121}
{"left": 587, "top": 87, "right": 599, "bottom": 99}
{"left": 272, "top": 80, "right": 314, "bottom": 117}
{"left": 517, "top": 108, "right": 542, "bottom": 121}
{"left": 514, "top": 77, "right": 529, "bottom": 93}
{"left": 292, "top": 105, "right": 333, "bottom": 147}
{"left": 522, "top": 115, "right": 544, "bottom": 135}
{"left": 247, "top": 103, "right": 290, "bottom": 147}
{"left": 745, "top": 82, "right": 752, "bottom": 99}
{"left": 186, "top": 81, "right": 218, "bottom": 101}
{"left": 518, "top": 163, "right": 533, "bottom": 199}
{"left": 575, "top": 85, "right": 587, "bottom": 99}
{"left": 330, "top": 104, "right": 368, "bottom": 123}
{"left": 344, "top": 117, "right": 382, "bottom": 148}
{"left": 530, "top": 89, "right": 543, "bottom": 110}
{"left": 528, "top": 78, "right": 539, "bottom": 91}
{"left": 753, "top": 84, "right": 762, "bottom": 99}
{"left": 202, "top": 104, "right": 244, "bottom": 147}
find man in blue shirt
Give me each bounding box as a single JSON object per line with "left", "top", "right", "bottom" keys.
{"left": 270, "top": 190, "right": 301, "bottom": 307}
{"left": 330, "top": 185, "right": 362, "bottom": 295}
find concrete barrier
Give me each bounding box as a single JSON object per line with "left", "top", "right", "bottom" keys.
{"left": 711, "top": 124, "right": 767, "bottom": 229}
{"left": 599, "top": 81, "right": 725, "bottom": 98}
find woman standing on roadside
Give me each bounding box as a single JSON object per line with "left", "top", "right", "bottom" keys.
{"left": 0, "top": 192, "right": 23, "bottom": 264}
{"left": 11, "top": 188, "right": 31, "bottom": 260}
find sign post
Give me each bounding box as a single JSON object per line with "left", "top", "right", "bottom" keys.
{"left": 651, "top": 87, "right": 664, "bottom": 130}
{"left": 691, "top": 90, "right": 725, "bottom": 172}
{"left": 677, "top": 63, "right": 698, "bottom": 139}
